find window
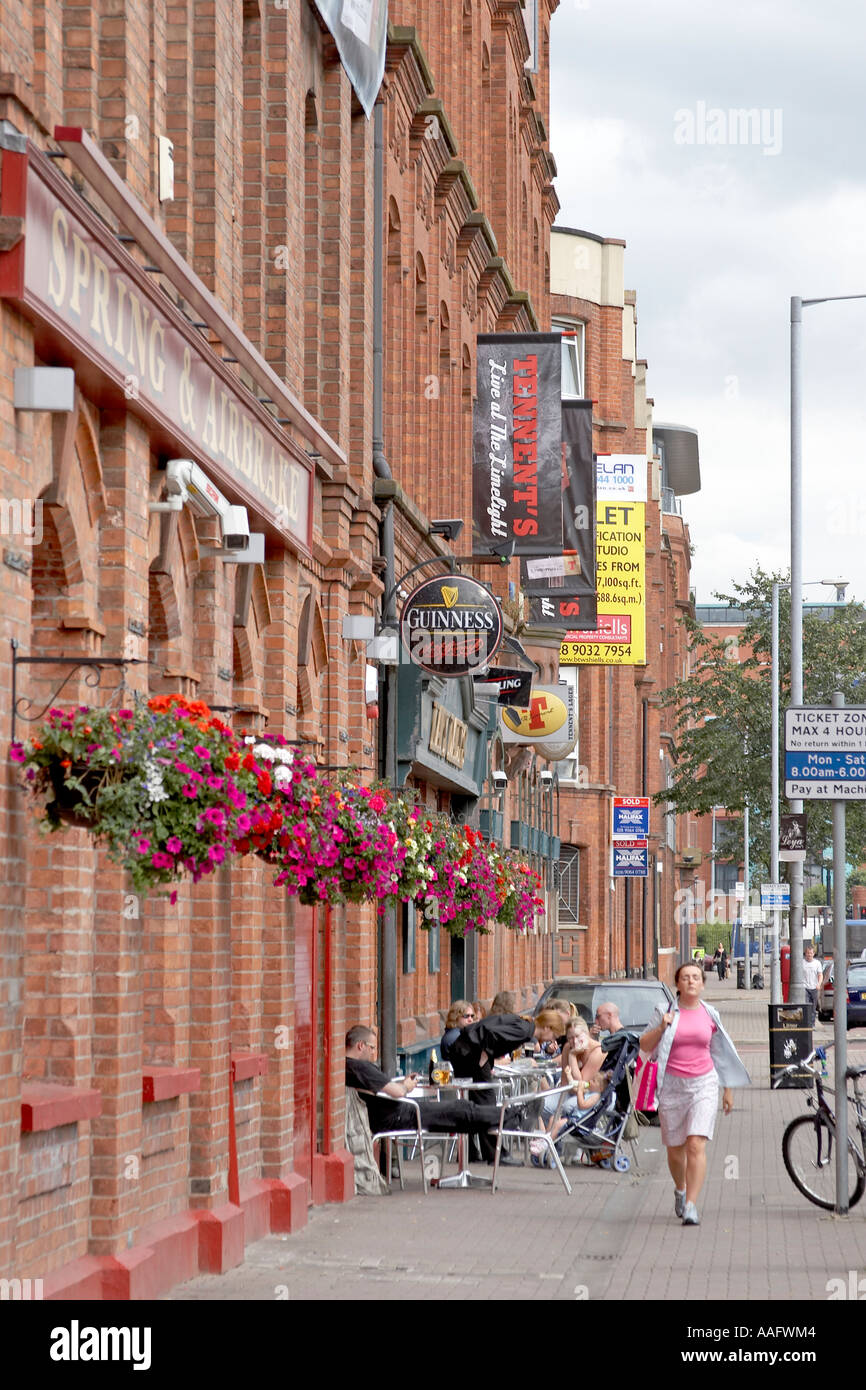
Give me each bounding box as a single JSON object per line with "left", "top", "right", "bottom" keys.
{"left": 402, "top": 900, "right": 416, "bottom": 974}
{"left": 552, "top": 317, "right": 585, "bottom": 399}
{"left": 556, "top": 846, "right": 580, "bottom": 923}
{"left": 428, "top": 918, "right": 440, "bottom": 974}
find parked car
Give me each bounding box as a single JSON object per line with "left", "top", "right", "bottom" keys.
{"left": 533, "top": 977, "right": 675, "bottom": 1034}
{"left": 817, "top": 957, "right": 834, "bottom": 1020}
{"left": 818, "top": 960, "right": 866, "bottom": 1027}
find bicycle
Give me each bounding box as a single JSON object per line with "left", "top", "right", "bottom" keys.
{"left": 772, "top": 1044, "right": 866, "bottom": 1210}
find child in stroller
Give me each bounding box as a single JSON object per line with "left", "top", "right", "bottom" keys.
{"left": 534, "top": 1030, "right": 642, "bottom": 1173}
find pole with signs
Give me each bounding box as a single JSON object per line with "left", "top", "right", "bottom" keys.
{"left": 784, "top": 695, "right": 861, "bottom": 1214}
{"left": 831, "top": 691, "right": 849, "bottom": 1214}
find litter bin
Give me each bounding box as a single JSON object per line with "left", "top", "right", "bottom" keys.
{"left": 769, "top": 1003, "right": 815, "bottom": 1089}
{"left": 737, "top": 959, "right": 745, "bottom": 990}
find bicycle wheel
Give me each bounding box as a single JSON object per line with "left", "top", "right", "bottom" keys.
{"left": 782, "top": 1113, "right": 866, "bottom": 1210}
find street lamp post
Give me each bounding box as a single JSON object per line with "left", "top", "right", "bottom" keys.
{"left": 789, "top": 291, "right": 866, "bottom": 1004}
{"left": 771, "top": 578, "right": 847, "bottom": 1004}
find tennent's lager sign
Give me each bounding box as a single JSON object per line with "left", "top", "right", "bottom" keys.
{"left": 400, "top": 575, "right": 503, "bottom": 678}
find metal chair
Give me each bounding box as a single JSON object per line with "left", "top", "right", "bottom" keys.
{"left": 490, "top": 1084, "right": 577, "bottom": 1195}
{"left": 361, "top": 1090, "right": 460, "bottom": 1193}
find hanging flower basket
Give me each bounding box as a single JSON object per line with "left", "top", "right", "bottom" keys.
{"left": 10, "top": 699, "right": 548, "bottom": 930}
{"left": 11, "top": 696, "right": 276, "bottom": 897}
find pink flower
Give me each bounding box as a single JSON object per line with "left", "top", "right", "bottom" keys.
{"left": 206, "top": 775, "right": 224, "bottom": 791}
{"left": 135, "top": 838, "right": 151, "bottom": 854}
{"left": 166, "top": 836, "right": 183, "bottom": 854}
{"left": 207, "top": 845, "right": 226, "bottom": 865}
{"left": 151, "top": 851, "right": 173, "bottom": 869}
{"left": 181, "top": 784, "right": 198, "bottom": 799}
{"left": 169, "top": 891, "right": 178, "bottom": 906}
{"left": 9, "top": 744, "right": 25, "bottom": 763}
{"left": 192, "top": 745, "right": 211, "bottom": 760}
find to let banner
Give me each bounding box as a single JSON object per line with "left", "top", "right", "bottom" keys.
{"left": 560, "top": 453, "right": 647, "bottom": 666}
{"left": 472, "top": 333, "right": 563, "bottom": 556}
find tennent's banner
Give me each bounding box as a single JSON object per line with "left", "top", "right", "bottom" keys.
{"left": 560, "top": 454, "right": 647, "bottom": 666}
{"left": 472, "top": 333, "right": 563, "bottom": 556}
{"left": 521, "top": 399, "right": 596, "bottom": 627}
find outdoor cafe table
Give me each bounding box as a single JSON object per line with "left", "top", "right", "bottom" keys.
{"left": 405, "top": 1078, "right": 502, "bottom": 1189}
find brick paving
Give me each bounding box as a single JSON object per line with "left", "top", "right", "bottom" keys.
{"left": 171, "top": 977, "right": 866, "bottom": 1302}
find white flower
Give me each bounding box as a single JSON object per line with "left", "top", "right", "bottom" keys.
{"left": 274, "top": 747, "right": 294, "bottom": 764}
{"left": 253, "top": 742, "right": 276, "bottom": 762}
{"left": 143, "top": 757, "right": 168, "bottom": 804}
{"left": 273, "top": 764, "right": 293, "bottom": 788}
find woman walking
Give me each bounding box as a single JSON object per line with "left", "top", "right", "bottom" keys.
{"left": 640, "top": 961, "right": 750, "bottom": 1227}
{"left": 712, "top": 942, "right": 727, "bottom": 982}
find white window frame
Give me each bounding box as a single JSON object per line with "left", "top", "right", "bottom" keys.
{"left": 552, "top": 316, "right": 585, "bottom": 400}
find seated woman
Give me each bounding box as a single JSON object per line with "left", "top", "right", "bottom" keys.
{"left": 536, "top": 1019, "right": 605, "bottom": 1133}
{"left": 440, "top": 1000, "right": 477, "bottom": 1066}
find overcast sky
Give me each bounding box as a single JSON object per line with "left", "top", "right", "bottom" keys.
{"left": 549, "top": 0, "right": 866, "bottom": 603}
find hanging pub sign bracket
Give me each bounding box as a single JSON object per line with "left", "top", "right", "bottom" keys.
{"left": 9, "top": 638, "right": 147, "bottom": 743}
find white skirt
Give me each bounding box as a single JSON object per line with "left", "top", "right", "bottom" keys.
{"left": 658, "top": 1070, "right": 719, "bottom": 1147}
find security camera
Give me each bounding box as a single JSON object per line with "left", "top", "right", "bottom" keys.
{"left": 221, "top": 505, "right": 250, "bottom": 551}
{"left": 165, "top": 459, "right": 249, "bottom": 549}
{"left": 539, "top": 769, "right": 554, "bottom": 786}
{"left": 491, "top": 769, "right": 508, "bottom": 791}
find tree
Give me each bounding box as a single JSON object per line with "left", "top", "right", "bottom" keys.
{"left": 656, "top": 567, "right": 866, "bottom": 878}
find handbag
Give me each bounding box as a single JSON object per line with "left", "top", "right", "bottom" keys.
{"left": 634, "top": 1053, "right": 658, "bottom": 1112}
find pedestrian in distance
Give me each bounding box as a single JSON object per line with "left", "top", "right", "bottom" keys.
{"left": 639, "top": 961, "right": 750, "bottom": 1227}
{"left": 802, "top": 943, "right": 823, "bottom": 1011}
{"left": 713, "top": 942, "right": 728, "bottom": 982}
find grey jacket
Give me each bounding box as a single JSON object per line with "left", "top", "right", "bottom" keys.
{"left": 645, "top": 1000, "right": 751, "bottom": 1093}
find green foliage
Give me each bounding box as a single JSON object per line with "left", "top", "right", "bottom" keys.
{"left": 656, "top": 567, "right": 866, "bottom": 875}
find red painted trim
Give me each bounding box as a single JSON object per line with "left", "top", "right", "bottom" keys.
{"left": 323, "top": 905, "right": 333, "bottom": 1154}
{"left": 0, "top": 146, "right": 28, "bottom": 297}
{"left": 141, "top": 1066, "right": 200, "bottom": 1102}
{"left": 231, "top": 1052, "right": 268, "bottom": 1082}
{"left": 227, "top": 1055, "right": 240, "bottom": 1207}
{"left": 310, "top": 906, "right": 319, "bottom": 1165}
{"left": 40, "top": 1180, "right": 312, "bottom": 1299}
{"left": 21, "top": 1082, "right": 101, "bottom": 1132}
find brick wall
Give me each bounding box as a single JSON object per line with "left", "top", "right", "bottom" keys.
{"left": 0, "top": 0, "right": 563, "bottom": 1291}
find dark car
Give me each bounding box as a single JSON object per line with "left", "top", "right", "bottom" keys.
{"left": 533, "top": 976, "right": 675, "bottom": 1034}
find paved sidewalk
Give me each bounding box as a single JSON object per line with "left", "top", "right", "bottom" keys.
{"left": 171, "top": 980, "right": 866, "bottom": 1302}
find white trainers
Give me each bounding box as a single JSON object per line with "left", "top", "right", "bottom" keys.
{"left": 674, "top": 1188, "right": 686, "bottom": 1218}
{"left": 682, "top": 1201, "right": 700, "bottom": 1226}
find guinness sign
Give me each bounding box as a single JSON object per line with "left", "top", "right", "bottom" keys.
{"left": 400, "top": 575, "right": 503, "bottom": 678}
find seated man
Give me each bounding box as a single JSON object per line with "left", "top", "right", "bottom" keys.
{"left": 590, "top": 1000, "right": 623, "bottom": 1040}
{"left": 345, "top": 1025, "right": 523, "bottom": 1146}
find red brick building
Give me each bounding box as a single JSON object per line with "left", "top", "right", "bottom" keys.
{"left": 0, "top": 2, "right": 562, "bottom": 1298}
{"left": 539, "top": 227, "right": 699, "bottom": 986}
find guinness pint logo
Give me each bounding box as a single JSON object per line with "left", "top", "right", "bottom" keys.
{"left": 400, "top": 574, "right": 503, "bottom": 678}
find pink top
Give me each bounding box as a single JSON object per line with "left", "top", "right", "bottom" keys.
{"left": 666, "top": 1005, "right": 716, "bottom": 1078}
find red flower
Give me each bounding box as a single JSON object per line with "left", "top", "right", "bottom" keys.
{"left": 242, "top": 753, "right": 256, "bottom": 771}
{"left": 225, "top": 753, "right": 240, "bottom": 771}
{"left": 257, "top": 770, "right": 272, "bottom": 796}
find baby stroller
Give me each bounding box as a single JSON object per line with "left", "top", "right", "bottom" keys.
{"left": 547, "top": 1030, "right": 643, "bottom": 1174}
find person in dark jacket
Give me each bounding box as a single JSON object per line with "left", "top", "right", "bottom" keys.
{"left": 713, "top": 944, "right": 728, "bottom": 982}
{"left": 443, "top": 1008, "right": 537, "bottom": 1164}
